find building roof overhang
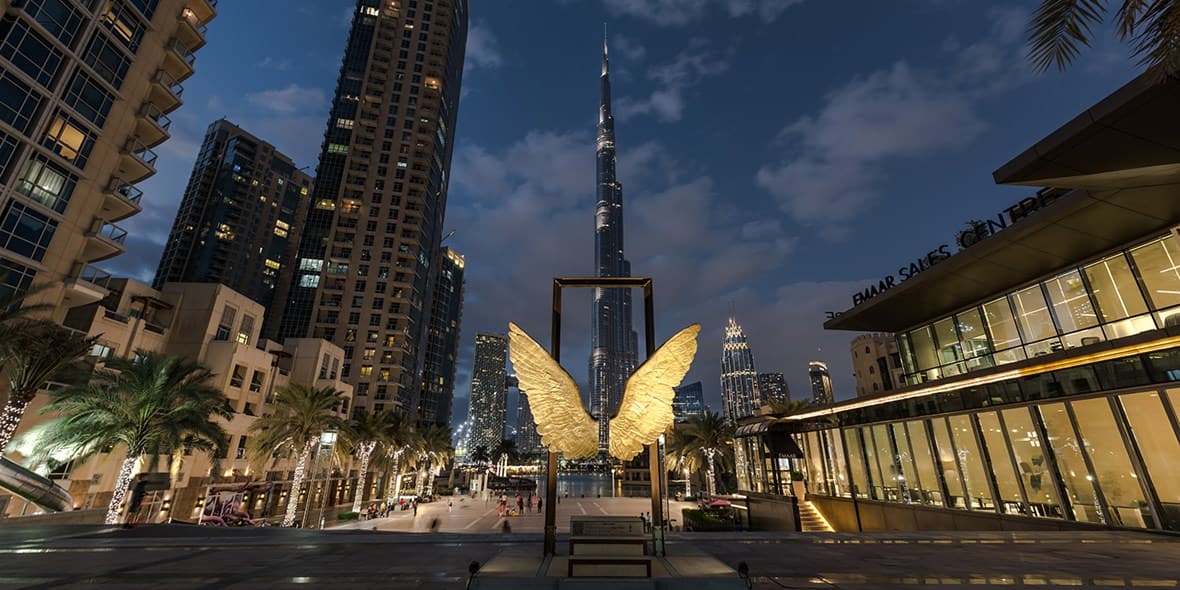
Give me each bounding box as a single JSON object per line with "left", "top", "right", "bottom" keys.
{"left": 826, "top": 73, "right": 1180, "bottom": 333}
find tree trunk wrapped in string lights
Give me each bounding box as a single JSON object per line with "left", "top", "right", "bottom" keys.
{"left": 351, "top": 441, "right": 377, "bottom": 513}
{"left": 284, "top": 439, "right": 317, "bottom": 527}
{"left": 106, "top": 456, "right": 140, "bottom": 525}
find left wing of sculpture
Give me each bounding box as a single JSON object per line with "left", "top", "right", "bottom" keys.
{"left": 608, "top": 323, "right": 701, "bottom": 461}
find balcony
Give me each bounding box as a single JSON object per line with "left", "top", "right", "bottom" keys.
{"left": 82, "top": 219, "right": 128, "bottom": 262}
{"left": 63, "top": 263, "right": 113, "bottom": 305}
{"left": 185, "top": 0, "right": 217, "bottom": 25}
{"left": 136, "top": 103, "right": 172, "bottom": 147}
{"left": 99, "top": 178, "right": 143, "bottom": 222}
{"left": 149, "top": 71, "right": 184, "bottom": 112}
{"left": 162, "top": 39, "right": 196, "bottom": 81}
{"left": 176, "top": 7, "right": 208, "bottom": 50}
{"left": 118, "top": 139, "right": 158, "bottom": 183}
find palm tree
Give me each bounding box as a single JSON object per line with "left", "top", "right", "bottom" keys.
{"left": 0, "top": 275, "right": 52, "bottom": 333}
{"left": 415, "top": 425, "right": 452, "bottom": 496}
{"left": 767, "top": 399, "right": 815, "bottom": 418}
{"left": 492, "top": 439, "right": 518, "bottom": 466}
{"left": 379, "top": 414, "right": 414, "bottom": 499}
{"left": 470, "top": 444, "right": 490, "bottom": 466}
{"left": 248, "top": 384, "right": 345, "bottom": 527}
{"left": 343, "top": 409, "right": 402, "bottom": 512}
{"left": 1027, "top": 0, "right": 1180, "bottom": 78}
{"left": 666, "top": 412, "right": 734, "bottom": 497}
{"left": 39, "top": 353, "right": 231, "bottom": 525}
{"left": 0, "top": 320, "right": 97, "bottom": 452}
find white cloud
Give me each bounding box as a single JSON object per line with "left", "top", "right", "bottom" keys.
{"left": 245, "top": 84, "right": 327, "bottom": 115}
{"left": 466, "top": 22, "right": 503, "bottom": 71}
{"left": 256, "top": 56, "right": 293, "bottom": 71}
{"left": 612, "top": 34, "right": 647, "bottom": 61}
{"left": 756, "top": 8, "right": 1032, "bottom": 237}
{"left": 603, "top": 0, "right": 802, "bottom": 25}
{"left": 616, "top": 40, "right": 730, "bottom": 122}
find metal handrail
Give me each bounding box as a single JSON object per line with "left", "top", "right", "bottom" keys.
{"left": 168, "top": 39, "right": 196, "bottom": 66}
{"left": 108, "top": 178, "right": 143, "bottom": 204}
{"left": 93, "top": 220, "right": 128, "bottom": 245}
{"left": 125, "top": 139, "right": 158, "bottom": 167}
{"left": 76, "top": 263, "right": 114, "bottom": 288}
{"left": 141, "top": 103, "right": 172, "bottom": 131}
{"left": 154, "top": 70, "right": 185, "bottom": 98}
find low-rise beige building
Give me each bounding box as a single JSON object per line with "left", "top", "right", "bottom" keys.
{"left": 850, "top": 333, "right": 905, "bottom": 397}
{"left": 3, "top": 279, "right": 355, "bottom": 522}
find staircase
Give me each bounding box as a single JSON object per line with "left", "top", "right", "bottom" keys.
{"left": 798, "top": 500, "right": 834, "bottom": 532}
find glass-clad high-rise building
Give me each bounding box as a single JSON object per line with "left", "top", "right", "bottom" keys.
{"left": 673, "top": 380, "right": 705, "bottom": 422}
{"left": 721, "top": 316, "right": 760, "bottom": 420}
{"left": 154, "top": 119, "right": 312, "bottom": 336}
{"left": 758, "top": 372, "right": 790, "bottom": 405}
{"left": 808, "top": 361, "right": 834, "bottom": 405}
{"left": 468, "top": 332, "right": 507, "bottom": 453}
{"left": 417, "top": 246, "right": 464, "bottom": 427}
{"left": 589, "top": 34, "right": 639, "bottom": 453}
{"left": 278, "top": 0, "right": 468, "bottom": 417}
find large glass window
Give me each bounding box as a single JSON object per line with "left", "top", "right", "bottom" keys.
{"left": 844, "top": 428, "right": 871, "bottom": 499}
{"left": 860, "top": 426, "right": 887, "bottom": 501}
{"left": 83, "top": 32, "right": 132, "bottom": 88}
{"left": 42, "top": 112, "right": 95, "bottom": 169}
{"left": 905, "top": 420, "right": 943, "bottom": 506}
{"left": 1085, "top": 254, "right": 1150, "bottom": 322}
{"left": 1120, "top": 391, "right": 1180, "bottom": 530}
{"left": 978, "top": 411, "right": 1025, "bottom": 515}
{"left": 0, "top": 201, "right": 57, "bottom": 261}
{"left": 0, "top": 70, "right": 43, "bottom": 134}
{"left": 955, "top": 307, "right": 992, "bottom": 364}
{"left": 1001, "top": 407, "right": 1063, "bottom": 518}
{"left": 1070, "top": 397, "right": 1150, "bottom": 528}
{"left": 1039, "top": 403, "right": 1104, "bottom": 523}
{"left": 1045, "top": 270, "right": 1104, "bottom": 349}
{"left": 983, "top": 297, "right": 1026, "bottom": 365}
{"left": 1012, "top": 285, "right": 1059, "bottom": 355}
{"left": 63, "top": 71, "right": 113, "bottom": 128}
{"left": 948, "top": 414, "right": 994, "bottom": 511}
{"left": 890, "top": 423, "right": 921, "bottom": 504}
{"left": 0, "top": 131, "right": 20, "bottom": 182}
{"left": 23, "top": 0, "right": 83, "bottom": 48}
{"left": 1130, "top": 236, "right": 1180, "bottom": 325}
{"left": 908, "top": 325, "right": 941, "bottom": 381}
{"left": 931, "top": 418, "right": 967, "bottom": 509}
{"left": 824, "top": 429, "right": 849, "bottom": 497}
{"left": 98, "top": 0, "right": 146, "bottom": 52}
{"left": 0, "top": 17, "right": 64, "bottom": 87}
{"left": 804, "top": 431, "right": 827, "bottom": 496}
{"left": 15, "top": 157, "right": 76, "bottom": 213}
{"left": 933, "top": 317, "right": 964, "bottom": 376}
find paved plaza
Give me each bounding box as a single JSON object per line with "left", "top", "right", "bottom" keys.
{"left": 0, "top": 514, "right": 1177, "bottom": 588}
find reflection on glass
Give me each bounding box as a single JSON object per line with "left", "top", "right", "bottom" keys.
{"left": 1130, "top": 236, "right": 1180, "bottom": 312}
{"left": 948, "top": 414, "right": 994, "bottom": 511}
{"left": 1045, "top": 270, "right": 1099, "bottom": 333}
{"left": 1039, "top": 403, "right": 1104, "bottom": 524}
{"left": 908, "top": 326, "right": 941, "bottom": 380}
{"left": 984, "top": 297, "right": 1022, "bottom": 353}
{"left": 1102, "top": 315, "right": 1157, "bottom": 340}
{"left": 934, "top": 317, "right": 964, "bottom": 376}
{"left": 956, "top": 308, "right": 994, "bottom": 369}
{"left": 861, "top": 427, "right": 886, "bottom": 501}
{"left": 906, "top": 420, "right": 944, "bottom": 506}
{"left": 1120, "top": 391, "right": 1180, "bottom": 530}
{"left": 1012, "top": 285, "right": 1056, "bottom": 342}
{"left": 891, "top": 423, "right": 921, "bottom": 504}
{"left": 978, "top": 412, "right": 1025, "bottom": 515}
{"left": 844, "top": 428, "right": 871, "bottom": 499}
{"left": 898, "top": 333, "right": 918, "bottom": 377}
{"left": 1084, "top": 254, "right": 1149, "bottom": 322}
{"left": 1070, "top": 397, "right": 1150, "bottom": 528}
{"left": 931, "top": 418, "right": 967, "bottom": 509}
{"left": 805, "top": 431, "right": 827, "bottom": 496}
{"left": 825, "top": 429, "right": 849, "bottom": 497}
{"left": 1002, "top": 407, "right": 1064, "bottom": 518}
{"left": 872, "top": 425, "right": 900, "bottom": 502}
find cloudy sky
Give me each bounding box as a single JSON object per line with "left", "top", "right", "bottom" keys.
{"left": 114, "top": 0, "right": 1139, "bottom": 428}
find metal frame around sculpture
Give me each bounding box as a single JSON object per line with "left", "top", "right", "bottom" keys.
{"left": 544, "top": 276, "right": 666, "bottom": 556}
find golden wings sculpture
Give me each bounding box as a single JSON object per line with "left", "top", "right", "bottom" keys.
{"left": 508, "top": 322, "right": 700, "bottom": 461}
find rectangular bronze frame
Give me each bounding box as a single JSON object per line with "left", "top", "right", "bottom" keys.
{"left": 544, "top": 277, "right": 664, "bottom": 556}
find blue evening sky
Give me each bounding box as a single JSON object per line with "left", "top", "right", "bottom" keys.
{"left": 117, "top": 0, "right": 1139, "bottom": 427}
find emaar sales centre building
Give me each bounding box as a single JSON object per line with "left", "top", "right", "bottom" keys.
{"left": 737, "top": 72, "right": 1180, "bottom": 533}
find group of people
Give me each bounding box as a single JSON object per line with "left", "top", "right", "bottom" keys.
{"left": 359, "top": 497, "right": 419, "bottom": 520}
{"left": 496, "top": 492, "right": 542, "bottom": 517}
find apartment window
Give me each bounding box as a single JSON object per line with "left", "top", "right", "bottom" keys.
{"left": 64, "top": 71, "right": 114, "bottom": 128}
{"left": 249, "top": 369, "right": 264, "bottom": 393}
{"left": 215, "top": 306, "right": 237, "bottom": 341}
{"left": 0, "top": 70, "right": 43, "bottom": 134}
{"left": 0, "top": 201, "right": 57, "bottom": 261}
{"left": 229, "top": 365, "right": 246, "bottom": 388}
{"left": 83, "top": 32, "right": 132, "bottom": 88}
{"left": 88, "top": 342, "right": 114, "bottom": 359}
{"left": 42, "top": 112, "right": 96, "bottom": 168}
{"left": 98, "top": 0, "right": 145, "bottom": 52}
{"left": 237, "top": 315, "right": 254, "bottom": 345}
{"left": 22, "top": 0, "right": 83, "bottom": 48}
{"left": 0, "top": 17, "right": 64, "bottom": 87}
{"left": 15, "top": 157, "right": 76, "bottom": 213}
{"left": 0, "top": 131, "right": 20, "bottom": 182}
{"left": 127, "top": 0, "right": 158, "bottom": 20}
{"left": 359, "top": 365, "right": 373, "bottom": 378}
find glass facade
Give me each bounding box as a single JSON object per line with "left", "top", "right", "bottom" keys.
{"left": 898, "top": 233, "right": 1180, "bottom": 385}
{"left": 789, "top": 381, "right": 1180, "bottom": 532}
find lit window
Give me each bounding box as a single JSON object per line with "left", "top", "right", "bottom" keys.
{"left": 215, "top": 223, "right": 234, "bottom": 241}
{"left": 264, "top": 259, "right": 281, "bottom": 270}
{"left": 359, "top": 365, "right": 373, "bottom": 377}
{"left": 328, "top": 143, "right": 349, "bottom": 154}
{"left": 336, "top": 118, "right": 355, "bottom": 129}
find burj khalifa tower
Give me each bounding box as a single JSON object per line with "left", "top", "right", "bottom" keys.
{"left": 589, "top": 32, "right": 639, "bottom": 454}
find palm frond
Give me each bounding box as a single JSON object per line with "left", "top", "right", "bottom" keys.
{"left": 1027, "top": 0, "right": 1108, "bottom": 72}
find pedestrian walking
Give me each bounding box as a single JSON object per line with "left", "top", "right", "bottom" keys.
{"left": 448, "top": 500, "right": 453, "bottom": 512}
{"left": 538, "top": 497, "right": 543, "bottom": 512}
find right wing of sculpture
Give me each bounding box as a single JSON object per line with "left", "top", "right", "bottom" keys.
{"left": 507, "top": 322, "right": 599, "bottom": 459}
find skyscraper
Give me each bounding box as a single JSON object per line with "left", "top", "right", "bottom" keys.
{"left": 468, "top": 332, "right": 507, "bottom": 453}
{"left": 589, "top": 32, "right": 639, "bottom": 453}
{"left": 721, "top": 316, "right": 760, "bottom": 420}
{"left": 417, "top": 246, "right": 465, "bottom": 426}
{"left": 154, "top": 119, "right": 312, "bottom": 336}
{"left": 515, "top": 387, "right": 541, "bottom": 455}
{"left": 757, "top": 372, "right": 790, "bottom": 406}
{"left": 0, "top": 0, "right": 215, "bottom": 319}
{"left": 277, "top": 0, "right": 468, "bottom": 415}
{"left": 808, "top": 361, "right": 834, "bottom": 405}
{"left": 672, "top": 381, "right": 705, "bottom": 422}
